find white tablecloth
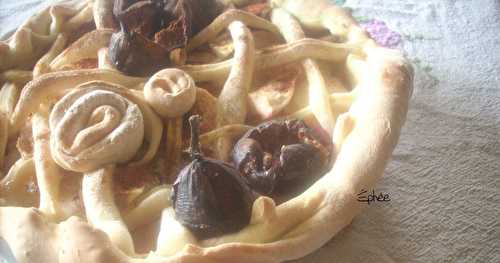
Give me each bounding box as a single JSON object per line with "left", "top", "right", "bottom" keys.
{"left": 1, "top": 0, "right": 499, "bottom": 262}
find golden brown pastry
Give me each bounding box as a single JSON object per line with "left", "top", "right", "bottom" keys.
{"left": 0, "top": 0, "right": 413, "bottom": 262}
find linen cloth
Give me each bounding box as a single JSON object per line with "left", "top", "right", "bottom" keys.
{"left": 0, "top": 0, "right": 499, "bottom": 262}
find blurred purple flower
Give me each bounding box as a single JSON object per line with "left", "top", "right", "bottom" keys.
{"left": 361, "top": 19, "right": 402, "bottom": 49}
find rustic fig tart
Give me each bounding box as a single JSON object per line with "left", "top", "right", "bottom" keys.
{"left": 0, "top": 0, "right": 413, "bottom": 262}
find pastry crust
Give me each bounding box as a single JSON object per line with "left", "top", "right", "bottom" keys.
{"left": 0, "top": 1, "right": 92, "bottom": 71}
{"left": 0, "top": 0, "right": 413, "bottom": 262}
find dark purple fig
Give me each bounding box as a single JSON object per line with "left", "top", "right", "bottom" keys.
{"left": 231, "top": 137, "right": 277, "bottom": 194}
{"left": 232, "top": 119, "right": 331, "bottom": 195}
{"left": 109, "top": 22, "right": 170, "bottom": 76}
{"left": 279, "top": 143, "right": 324, "bottom": 182}
{"left": 113, "top": 0, "right": 163, "bottom": 37}
{"left": 109, "top": 0, "right": 222, "bottom": 76}
{"left": 172, "top": 115, "right": 256, "bottom": 239}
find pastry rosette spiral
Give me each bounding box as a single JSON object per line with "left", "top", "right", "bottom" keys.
{"left": 50, "top": 85, "right": 144, "bottom": 172}
{"left": 143, "top": 68, "right": 197, "bottom": 118}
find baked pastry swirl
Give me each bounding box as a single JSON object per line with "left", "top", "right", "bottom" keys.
{"left": 0, "top": 0, "right": 413, "bottom": 262}
{"left": 50, "top": 86, "right": 144, "bottom": 172}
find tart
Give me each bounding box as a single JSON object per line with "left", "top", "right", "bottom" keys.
{"left": 0, "top": 0, "right": 413, "bottom": 262}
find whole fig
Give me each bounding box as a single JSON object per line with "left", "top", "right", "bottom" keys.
{"left": 172, "top": 115, "right": 256, "bottom": 239}
{"left": 232, "top": 119, "right": 330, "bottom": 195}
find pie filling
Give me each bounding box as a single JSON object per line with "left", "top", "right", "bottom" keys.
{"left": 0, "top": 0, "right": 402, "bottom": 258}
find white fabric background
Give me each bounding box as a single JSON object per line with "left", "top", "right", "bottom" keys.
{"left": 0, "top": 0, "right": 499, "bottom": 262}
